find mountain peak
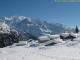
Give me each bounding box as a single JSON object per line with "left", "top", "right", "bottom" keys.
{"left": 12, "top": 16, "right": 27, "bottom": 20}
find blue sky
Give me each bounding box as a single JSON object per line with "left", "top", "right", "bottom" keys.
{"left": 0, "top": 0, "right": 80, "bottom": 27}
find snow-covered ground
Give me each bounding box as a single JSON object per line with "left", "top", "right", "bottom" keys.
{"left": 1, "top": 39, "right": 80, "bottom": 60}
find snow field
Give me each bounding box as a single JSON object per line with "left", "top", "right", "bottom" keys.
{"left": 1, "top": 37, "right": 80, "bottom": 60}
{"left": 1, "top": 45, "right": 80, "bottom": 60}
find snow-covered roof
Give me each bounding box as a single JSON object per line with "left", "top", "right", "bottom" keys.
{"left": 60, "top": 33, "right": 69, "bottom": 37}
{"left": 70, "top": 33, "right": 77, "bottom": 37}
{"left": 48, "top": 35, "right": 60, "bottom": 39}
{"left": 70, "top": 33, "right": 80, "bottom": 38}
{"left": 38, "top": 36, "right": 50, "bottom": 41}
{"left": 61, "top": 33, "right": 80, "bottom": 38}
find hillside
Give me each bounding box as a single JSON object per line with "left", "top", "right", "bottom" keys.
{"left": 0, "top": 39, "right": 80, "bottom": 60}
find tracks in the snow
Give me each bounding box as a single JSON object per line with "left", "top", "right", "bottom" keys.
{"left": 1, "top": 51, "right": 79, "bottom": 60}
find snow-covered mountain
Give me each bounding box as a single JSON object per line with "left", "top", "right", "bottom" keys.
{"left": 0, "top": 21, "right": 10, "bottom": 34}
{"left": 0, "top": 16, "right": 75, "bottom": 39}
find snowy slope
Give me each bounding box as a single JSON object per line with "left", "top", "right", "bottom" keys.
{"left": 1, "top": 40, "right": 80, "bottom": 60}
{"left": 0, "top": 21, "right": 10, "bottom": 34}
{"left": 0, "top": 16, "right": 75, "bottom": 39}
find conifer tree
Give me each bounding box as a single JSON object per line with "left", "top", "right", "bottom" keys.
{"left": 75, "top": 25, "right": 79, "bottom": 33}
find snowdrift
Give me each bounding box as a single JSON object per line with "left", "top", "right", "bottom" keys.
{"left": 41, "top": 39, "right": 64, "bottom": 46}
{"left": 73, "top": 38, "right": 80, "bottom": 42}
{"left": 17, "top": 41, "right": 28, "bottom": 46}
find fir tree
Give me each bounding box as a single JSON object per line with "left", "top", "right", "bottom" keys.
{"left": 75, "top": 26, "right": 79, "bottom": 33}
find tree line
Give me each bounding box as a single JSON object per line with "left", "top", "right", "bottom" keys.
{"left": 0, "top": 30, "right": 23, "bottom": 48}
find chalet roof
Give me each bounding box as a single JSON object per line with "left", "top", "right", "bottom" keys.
{"left": 60, "top": 33, "right": 69, "bottom": 37}
{"left": 70, "top": 33, "right": 77, "bottom": 37}
{"left": 60, "top": 33, "right": 80, "bottom": 38}
{"left": 38, "top": 36, "right": 50, "bottom": 41}
{"left": 48, "top": 35, "right": 60, "bottom": 39}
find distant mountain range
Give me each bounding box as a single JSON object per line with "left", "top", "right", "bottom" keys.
{"left": 0, "top": 16, "right": 75, "bottom": 40}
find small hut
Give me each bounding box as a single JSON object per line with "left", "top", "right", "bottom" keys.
{"left": 38, "top": 36, "right": 50, "bottom": 43}
{"left": 60, "top": 33, "right": 80, "bottom": 41}
{"left": 60, "top": 33, "right": 70, "bottom": 40}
